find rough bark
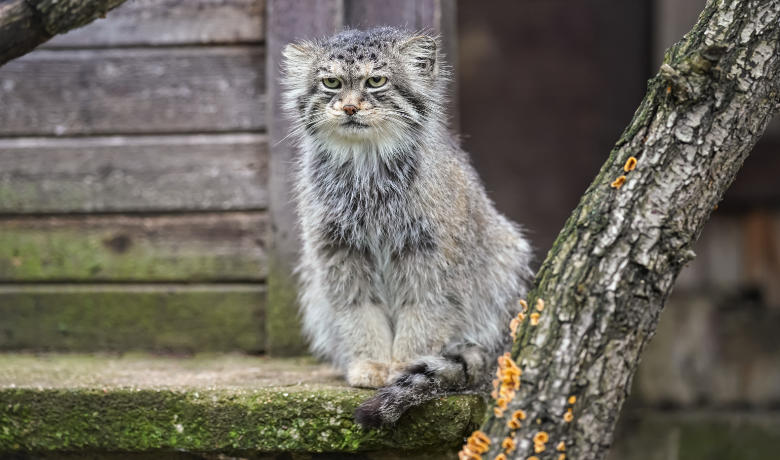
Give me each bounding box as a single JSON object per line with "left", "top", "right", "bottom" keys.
{"left": 468, "top": 1, "right": 780, "bottom": 459}
{"left": 0, "top": 0, "right": 127, "bottom": 67}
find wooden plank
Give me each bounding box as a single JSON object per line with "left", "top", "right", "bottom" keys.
{"left": 0, "top": 47, "right": 266, "bottom": 136}
{"left": 266, "top": 0, "right": 344, "bottom": 356}
{"left": 0, "top": 212, "right": 267, "bottom": 281}
{"left": 0, "top": 134, "right": 268, "bottom": 213}
{"left": 45, "top": 0, "right": 265, "bottom": 47}
{"left": 635, "top": 292, "right": 780, "bottom": 408}
{"left": 723, "top": 138, "right": 780, "bottom": 208}
{"left": 0, "top": 284, "right": 265, "bottom": 353}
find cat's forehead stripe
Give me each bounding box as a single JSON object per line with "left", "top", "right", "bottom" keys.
{"left": 320, "top": 60, "right": 386, "bottom": 79}
{"left": 324, "top": 27, "right": 401, "bottom": 65}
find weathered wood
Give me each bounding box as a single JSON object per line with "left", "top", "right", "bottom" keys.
{"left": 472, "top": 0, "right": 780, "bottom": 458}
{"left": 0, "top": 284, "right": 266, "bottom": 353}
{"left": 0, "top": 134, "right": 268, "bottom": 213}
{"left": 674, "top": 213, "right": 743, "bottom": 289}
{"left": 0, "top": 0, "right": 128, "bottom": 67}
{"left": 46, "top": 0, "right": 265, "bottom": 47}
{"left": 724, "top": 137, "right": 780, "bottom": 207}
{"left": 634, "top": 292, "right": 780, "bottom": 408}
{"left": 0, "top": 47, "right": 266, "bottom": 136}
{"left": 0, "top": 212, "right": 267, "bottom": 281}
{"left": 266, "top": 0, "right": 343, "bottom": 356}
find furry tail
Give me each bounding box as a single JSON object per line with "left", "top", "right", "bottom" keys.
{"left": 354, "top": 344, "right": 492, "bottom": 428}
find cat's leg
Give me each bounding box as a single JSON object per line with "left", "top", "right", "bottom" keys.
{"left": 313, "top": 247, "right": 394, "bottom": 388}
{"left": 388, "top": 299, "right": 458, "bottom": 382}
{"left": 339, "top": 303, "right": 394, "bottom": 388}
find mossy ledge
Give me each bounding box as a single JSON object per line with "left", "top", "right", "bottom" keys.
{"left": 0, "top": 354, "right": 485, "bottom": 456}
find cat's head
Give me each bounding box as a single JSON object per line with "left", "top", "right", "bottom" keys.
{"left": 282, "top": 27, "right": 447, "bottom": 154}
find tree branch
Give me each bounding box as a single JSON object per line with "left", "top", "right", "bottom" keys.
{"left": 463, "top": 1, "right": 780, "bottom": 459}
{"left": 0, "top": 0, "right": 128, "bottom": 67}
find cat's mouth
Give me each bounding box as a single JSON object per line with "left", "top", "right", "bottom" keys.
{"left": 341, "top": 119, "right": 370, "bottom": 129}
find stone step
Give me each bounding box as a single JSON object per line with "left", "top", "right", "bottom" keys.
{"left": 0, "top": 353, "right": 484, "bottom": 458}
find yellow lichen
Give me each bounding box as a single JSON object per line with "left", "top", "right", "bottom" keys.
{"left": 533, "top": 431, "right": 549, "bottom": 444}
{"left": 459, "top": 430, "right": 491, "bottom": 459}
{"left": 558, "top": 454, "right": 566, "bottom": 460}
{"left": 502, "top": 437, "right": 516, "bottom": 453}
{"left": 458, "top": 449, "right": 482, "bottom": 460}
{"left": 518, "top": 299, "right": 528, "bottom": 312}
{"left": 564, "top": 408, "right": 574, "bottom": 422}
{"left": 528, "top": 457, "right": 540, "bottom": 460}
{"left": 530, "top": 312, "right": 540, "bottom": 326}
{"left": 567, "top": 395, "right": 577, "bottom": 405}
{"left": 534, "top": 443, "right": 546, "bottom": 453}
{"left": 623, "top": 156, "right": 637, "bottom": 172}
{"left": 556, "top": 441, "right": 566, "bottom": 451}
{"left": 506, "top": 409, "right": 524, "bottom": 427}
{"left": 611, "top": 175, "right": 627, "bottom": 189}
{"left": 535, "top": 298, "right": 545, "bottom": 311}
{"left": 509, "top": 314, "right": 524, "bottom": 341}
{"left": 495, "top": 454, "right": 507, "bottom": 460}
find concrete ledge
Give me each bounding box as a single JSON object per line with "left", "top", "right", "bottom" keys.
{"left": 0, "top": 354, "right": 484, "bottom": 457}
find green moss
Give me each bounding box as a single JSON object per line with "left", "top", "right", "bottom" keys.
{"left": 0, "top": 285, "right": 265, "bottom": 353}
{"left": 266, "top": 258, "right": 307, "bottom": 356}
{"left": 0, "top": 225, "right": 264, "bottom": 282}
{"left": 0, "top": 354, "right": 484, "bottom": 455}
{"left": 0, "top": 387, "right": 483, "bottom": 454}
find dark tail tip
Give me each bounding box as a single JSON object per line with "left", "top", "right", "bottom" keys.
{"left": 354, "top": 394, "right": 385, "bottom": 429}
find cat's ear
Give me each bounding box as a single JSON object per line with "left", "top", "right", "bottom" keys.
{"left": 282, "top": 41, "right": 318, "bottom": 70}
{"left": 399, "top": 34, "right": 439, "bottom": 75}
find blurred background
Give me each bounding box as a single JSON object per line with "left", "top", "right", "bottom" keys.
{"left": 0, "top": 0, "right": 778, "bottom": 458}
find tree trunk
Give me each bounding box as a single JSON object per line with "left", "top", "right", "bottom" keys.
{"left": 0, "top": 0, "right": 128, "bottom": 67}
{"left": 465, "top": 1, "right": 780, "bottom": 459}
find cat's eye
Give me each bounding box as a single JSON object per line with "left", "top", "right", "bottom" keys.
{"left": 366, "top": 76, "right": 387, "bottom": 88}
{"left": 322, "top": 77, "right": 341, "bottom": 89}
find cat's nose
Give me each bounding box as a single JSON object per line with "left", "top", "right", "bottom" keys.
{"left": 343, "top": 105, "right": 359, "bottom": 116}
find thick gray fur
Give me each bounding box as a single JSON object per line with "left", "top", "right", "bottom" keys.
{"left": 281, "top": 27, "right": 533, "bottom": 427}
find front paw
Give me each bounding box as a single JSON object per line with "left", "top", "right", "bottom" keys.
{"left": 386, "top": 361, "right": 410, "bottom": 385}
{"left": 346, "top": 360, "right": 389, "bottom": 388}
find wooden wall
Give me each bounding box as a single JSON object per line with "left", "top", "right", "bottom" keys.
{"left": 0, "top": 0, "right": 269, "bottom": 353}
{"left": 0, "top": 0, "right": 457, "bottom": 354}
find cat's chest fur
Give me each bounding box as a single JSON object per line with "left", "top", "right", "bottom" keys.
{"left": 306, "top": 148, "right": 436, "bottom": 261}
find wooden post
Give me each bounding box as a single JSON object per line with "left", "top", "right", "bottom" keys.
{"left": 265, "top": 0, "right": 457, "bottom": 355}
{"left": 266, "top": 0, "right": 343, "bottom": 356}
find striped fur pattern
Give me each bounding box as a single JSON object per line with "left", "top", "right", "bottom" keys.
{"left": 281, "top": 27, "right": 533, "bottom": 427}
